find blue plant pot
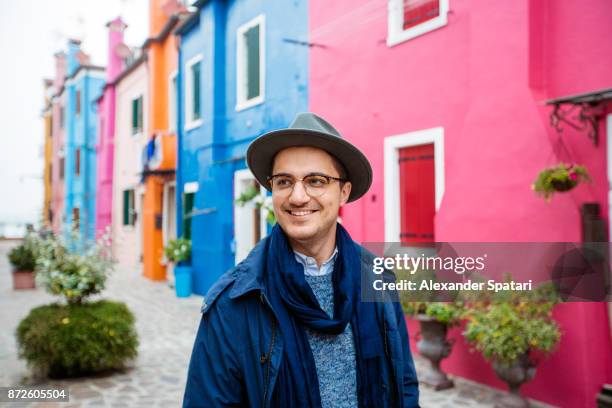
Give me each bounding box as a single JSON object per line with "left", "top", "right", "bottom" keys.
{"left": 174, "top": 265, "right": 193, "bottom": 298}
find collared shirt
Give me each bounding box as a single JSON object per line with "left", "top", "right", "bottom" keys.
{"left": 293, "top": 247, "right": 338, "bottom": 277}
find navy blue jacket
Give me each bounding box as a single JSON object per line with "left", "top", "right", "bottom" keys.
{"left": 183, "top": 237, "right": 420, "bottom": 407}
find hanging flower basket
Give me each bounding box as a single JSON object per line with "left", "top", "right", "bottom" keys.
{"left": 532, "top": 163, "right": 590, "bottom": 201}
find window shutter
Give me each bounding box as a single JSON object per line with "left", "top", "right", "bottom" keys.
{"left": 245, "top": 25, "right": 260, "bottom": 100}
{"left": 403, "top": 0, "right": 440, "bottom": 30}
{"left": 192, "top": 62, "right": 201, "bottom": 120}
{"left": 398, "top": 144, "right": 435, "bottom": 243}
{"left": 183, "top": 192, "right": 195, "bottom": 240}
{"left": 123, "top": 190, "right": 130, "bottom": 226}
{"left": 132, "top": 98, "right": 137, "bottom": 133}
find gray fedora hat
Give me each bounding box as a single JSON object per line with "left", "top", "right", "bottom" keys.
{"left": 246, "top": 112, "right": 372, "bottom": 203}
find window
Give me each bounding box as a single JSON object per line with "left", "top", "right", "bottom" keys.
{"left": 236, "top": 14, "right": 265, "bottom": 111}
{"left": 183, "top": 192, "right": 195, "bottom": 240}
{"left": 123, "top": 189, "right": 136, "bottom": 226}
{"left": 59, "top": 157, "right": 65, "bottom": 180}
{"left": 131, "top": 95, "right": 143, "bottom": 135}
{"left": 60, "top": 105, "right": 65, "bottom": 129}
{"left": 72, "top": 207, "right": 80, "bottom": 230}
{"left": 185, "top": 56, "right": 202, "bottom": 128}
{"left": 387, "top": 0, "right": 449, "bottom": 47}
{"left": 169, "top": 72, "right": 177, "bottom": 132}
{"left": 75, "top": 148, "right": 81, "bottom": 176}
{"left": 76, "top": 89, "right": 81, "bottom": 115}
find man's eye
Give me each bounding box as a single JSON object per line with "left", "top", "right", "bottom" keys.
{"left": 306, "top": 176, "right": 327, "bottom": 187}
{"left": 274, "top": 178, "right": 293, "bottom": 187}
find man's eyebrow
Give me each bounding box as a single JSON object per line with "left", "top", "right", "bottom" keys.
{"left": 270, "top": 172, "right": 337, "bottom": 178}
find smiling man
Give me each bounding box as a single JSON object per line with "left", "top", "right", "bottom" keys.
{"left": 183, "top": 113, "right": 419, "bottom": 408}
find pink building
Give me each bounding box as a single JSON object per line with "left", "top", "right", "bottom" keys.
{"left": 309, "top": 0, "right": 612, "bottom": 407}
{"left": 95, "top": 17, "right": 128, "bottom": 236}
{"left": 50, "top": 51, "right": 67, "bottom": 234}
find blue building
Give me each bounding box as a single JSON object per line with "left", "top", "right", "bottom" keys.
{"left": 175, "top": 0, "right": 308, "bottom": 295}
{"left": 62, "top": 40, "right": 105, "bottom": 242}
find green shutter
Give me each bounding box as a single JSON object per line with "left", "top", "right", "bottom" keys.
{"left": 132, "top": 98, "right": 137, "bottom": 134}
{"left": 123, "top": 190, "right": 129, "bottom": 225}
{"left": 246, "top": 25, "right": 260, "bottom": 100}
{"left": 183, "top": 192, "right": 195, "bottom": 240}
{"left": 192, "top": 62, "right": 201, "bottom": 120}
{"left": 137, "top": 96, "right": 143, "bottom": 132}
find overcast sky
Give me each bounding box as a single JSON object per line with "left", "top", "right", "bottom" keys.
{"left": 0, "top": 0, "right": 148, "bottom": 226}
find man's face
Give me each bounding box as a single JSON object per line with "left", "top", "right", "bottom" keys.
{"left": 270, "top": 146, "right": 352, "bottom": 246}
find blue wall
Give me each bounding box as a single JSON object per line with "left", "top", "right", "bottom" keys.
{"left": 177, "top": 0, "right": 308, "bottom": 295}
{"left": 63, "top": 45, "right": 105, "bottom": 243}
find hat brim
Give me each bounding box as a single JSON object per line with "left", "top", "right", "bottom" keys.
{"left": 246, "top": 128, "right": 372, "bottom": 203}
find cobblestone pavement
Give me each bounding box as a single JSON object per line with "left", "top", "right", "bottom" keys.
{"left": 0, "top": 240, "right": 554, "bottom": 407}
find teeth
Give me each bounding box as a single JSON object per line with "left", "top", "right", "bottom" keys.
{"left": 290, "top": 210, "right": 314, "bottom": 216}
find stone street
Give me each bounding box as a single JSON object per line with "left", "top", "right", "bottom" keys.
{"left": 0, "top": 240, "right": 554, "bottom": 407}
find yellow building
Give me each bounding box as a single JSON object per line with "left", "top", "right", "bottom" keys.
{"left": 42, "top": 79, "right": 54, "bottom": 228}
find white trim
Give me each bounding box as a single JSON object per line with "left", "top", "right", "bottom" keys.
{"left": 383, "top": 127, "right": 445, "bottom": 242}
{"left": 233, "top": 169, "right": 267, "bottom": 264}
{"left": 185, "top": 54, "right": 203, "bottom": 129}
{"left": 184, "top": 181, "right": 199, "bottom": 194}
{"left": 387, "top": 0, "right": 449, "bottom": 47}
{"left": 162, "top": 181, "right": 177, "bottom": 248}
{"left": 65, "top": 68, "right": 106, "bottom": 85}
{"left": 168, "top": 70, "right": 178, "bottom": 132}
{"left": 236, "top": 14, "right": 266, "bottom": 112}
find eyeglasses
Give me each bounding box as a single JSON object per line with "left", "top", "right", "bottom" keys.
{"left": 267, "top": 173, "right": 346, "bottom": 197}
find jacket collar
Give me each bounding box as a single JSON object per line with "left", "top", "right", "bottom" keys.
{"left": 228, "top": 235, "right": 271, "bottom": 299}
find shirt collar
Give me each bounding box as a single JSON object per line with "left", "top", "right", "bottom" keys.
{"left": 293, "top": 247, "right": 338, "bottom": 277}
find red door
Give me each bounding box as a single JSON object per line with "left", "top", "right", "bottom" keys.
{"left": 399, "top": 144, "right": 435, "bottom": 244}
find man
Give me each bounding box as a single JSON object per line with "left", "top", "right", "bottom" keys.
{"left": 183, "top": 113, "right": 420, "bottom": 407}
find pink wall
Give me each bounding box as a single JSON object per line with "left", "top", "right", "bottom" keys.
{"left": 309, "top": 1, "right": 612, "bottom": 407}
{"left": 95, "top": 17, "right": 126, "bottom": 236}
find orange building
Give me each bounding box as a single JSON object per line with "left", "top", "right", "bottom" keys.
{"left": 140, "top": 0, "right": 189, "bottom": 280}
{"left": 42, "top": 79, "right": 54, "bottom": 228}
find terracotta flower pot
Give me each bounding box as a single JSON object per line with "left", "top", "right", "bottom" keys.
{"left": 13, "top": 270, "right": 36, "bottom": 290}
{"left": 415, "top": 314, "right": 454, "bottom": 390}
{"left": 492, "top": 353, "right": 536, "bottom": 408}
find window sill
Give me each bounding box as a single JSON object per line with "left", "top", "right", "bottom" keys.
{"left": 235, "top": 95, "right": 264, "bottom": 112}
{"left": 185, "top": 119, "right": 203, "bottom": 131}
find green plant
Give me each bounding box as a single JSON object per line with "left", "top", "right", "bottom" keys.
{"left": 35, "top": 231, "right": 114, "bottom": 305}
{"left": 532, "top": 163, "right": 590, "bottom": 201}
{"left": 8, "top": 243, "right": 36, "bottom": 271}
{"left": 463, "top": 286, "right": 561, "bottom": 366}
{"left": 16, "top": 300, "right": 138, "bottom": 378}
{"left": 235, "top": 185, "right": 276, "bottom": 226}
{"left": 402, "top": 301, "right": 464, "bottom": 326}
{"left": 164, "top": 237, "right": 192, "bottom": 264}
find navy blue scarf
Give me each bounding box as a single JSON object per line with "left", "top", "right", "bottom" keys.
{"left": 264, "top": 223, "right": 386, "bottom": 407}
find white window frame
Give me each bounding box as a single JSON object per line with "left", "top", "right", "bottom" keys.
{"left": 236, "top": 14, "right": 266, "bottom": 112}
{"left": 185, "top": 54, "right": 203, "bottom": 131}
{"left": 233, "top": 169, "right": 267, "bottom": 264}
{"left": 387, "top": 0, "right": 449, "bottom": 47}
{"left": 383, "top": 127, "right": 445, "bottom": 242}
{"left": 168, "top": 71, "right": 178, "bottom": 132}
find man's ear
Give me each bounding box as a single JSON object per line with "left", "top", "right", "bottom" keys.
{"left": 340, "top": 181, "right": 352, "bottom": 206}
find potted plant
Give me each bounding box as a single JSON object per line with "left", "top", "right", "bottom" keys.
{"left": 235, "top": 184, "right": 276, "bottom": 226}
{"left": 17, "top": 230, "right": 138, "bottom": 378}
{"left": 463, "top": 288, "right": 560, "bottom": 408}
{"left": 402, "top": 300, "right": 463, "bottom": 390}
{"left": 164, "top": 237, "right": 192, "bottom": 297}
{"left": 8, "top": 238, "right": 37, "bottom": 290}
{"left": 532, "top": 163, "right": 590, "bottom": 201}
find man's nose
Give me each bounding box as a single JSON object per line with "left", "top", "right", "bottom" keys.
{"left": 288, "top": 180, "right": 311, "bottom": 205}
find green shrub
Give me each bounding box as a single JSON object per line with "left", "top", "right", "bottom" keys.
{"left": 8, "top": 243, "right": 36, "bottom": 271}
{"left": 16, "top": 300, "right": 138, "bottom": 378}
